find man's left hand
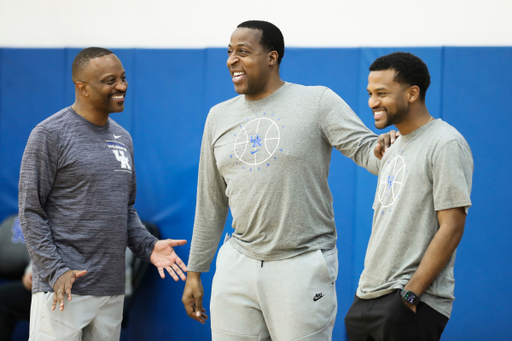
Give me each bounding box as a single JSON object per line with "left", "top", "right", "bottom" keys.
{"left": 22, "top": 271, "right": 33, "bottom": 291}
{"left": 374, "top": 130, "right": 400, "bottom": 160}
{"left": 150, "top": 239, "right": 188, "bottom": 281}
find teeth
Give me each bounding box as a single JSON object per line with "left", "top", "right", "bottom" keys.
{"left": 374, "top": 111, "right": 385, "bottom": 115}
{"left": 112, "top": 95, "right": 124, "bottom": 99}
{"left": 233, "top": 72, "right": 245, "bottom": 76}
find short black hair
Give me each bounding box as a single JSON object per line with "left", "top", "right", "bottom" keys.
{"left": 237, "top": 20, "right": 285, "bottom": 65}
{"left": 369, "top": 52, "right": 431, "bottom": 101}
{"left": 72, "top": 47, "right": 114, "bottom": 82}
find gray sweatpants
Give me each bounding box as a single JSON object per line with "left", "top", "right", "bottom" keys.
{"left": 29, "top": 292, "right": 124, "bottom": 341}
{"left": 211, "top": 240, "right": 338, "bottom": 340}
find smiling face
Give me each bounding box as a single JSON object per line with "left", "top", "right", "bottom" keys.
{"left": 78, "top": 54, "right": 128, "bottom": 114}
{"left": 367, "top": 69, "right": 410, "bottom": 130}
{"left": 227, "top": 27, "right": 275, "bottom": 101}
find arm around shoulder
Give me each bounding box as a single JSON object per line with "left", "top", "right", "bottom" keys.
{"left": 318, "top": 88, "right": 380, "bottom": 174}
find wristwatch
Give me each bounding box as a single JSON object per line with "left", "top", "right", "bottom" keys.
{"left": 400, "top": 289, "right": 420, "bottom": 305}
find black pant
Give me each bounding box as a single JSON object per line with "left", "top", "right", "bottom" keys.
{"left": 0, "top": 281, "right": 31, "bottom": 341}
{"left": 344, "top": 290, "right": 449, "bottom": 341}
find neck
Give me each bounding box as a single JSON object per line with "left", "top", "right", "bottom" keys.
{"left": 396, "top": 105, "right": 432, "bottom": 135}
{"left": 72, "top": 102, "right": 109, "bottom": 126}
{"left": 245, "top": 74, "right": 285, "bottom": 101}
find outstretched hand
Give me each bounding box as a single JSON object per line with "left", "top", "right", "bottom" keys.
{"left": 374, "top": 130, "right": 400, "bottom": 160}
{"left": 150, "top": 239, "right": 188, "bottom": 281}
{"left": 52, "top": 269, "right": 87, "bottom": 311}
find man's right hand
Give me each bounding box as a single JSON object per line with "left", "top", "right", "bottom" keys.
{"left": 374, "top": 130, "right": 400, "bottom": 160}
{"left": 52, "top": 269, "right": 87, "bottom": 311}
{"left": 182, "top": 272, "right": 208, "bottom": 324}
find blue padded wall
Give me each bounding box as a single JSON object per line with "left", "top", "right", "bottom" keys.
{"left": 129, "top": 49, "right": 207, "bottom": 340}
{"left": 0, "top": 47, "right": 511, "bottom": 341}
{"left": 0, "top": 49, "right": 67, "bottom": 221}
{"left": 439, "top": 47, "right": 512, "bottom": 340}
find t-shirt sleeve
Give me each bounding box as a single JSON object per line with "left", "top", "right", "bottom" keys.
{"left": 433, "top": 139, "right": 474, "bottom": 213}
{"left": 18, "top": 126, "right": 70, "bottom": 288}
{"left": 187, "top": 114, "right": 229, "bottom": 273}
{"left": 319, "top": 88, "right": 380, "bottom": 175}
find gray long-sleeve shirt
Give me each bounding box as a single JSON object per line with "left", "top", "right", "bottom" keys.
{"left": 188, "top": 83, "right": 380, "bottom": 272}
{"left": 19, "top": 107, "right": 157, "bottom": 296}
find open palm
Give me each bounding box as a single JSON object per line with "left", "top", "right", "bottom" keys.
{"left": 150, "top": 239, "right": 187, "bottom": 281}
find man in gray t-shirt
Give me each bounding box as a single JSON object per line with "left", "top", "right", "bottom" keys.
{"left": 345, "top": 52, "right": 473, "bottom": 341}
{"left": 19, "top": 47, "right": 188, "bottom": 341}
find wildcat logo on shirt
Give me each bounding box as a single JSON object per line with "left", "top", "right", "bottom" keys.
{"left": 378, "top": 155, "right": 405, "bottom": 208}
{"left": 106, "top": 140, "right": 132, "bottom": 173}
{"left": 377, "top": 150, "right": 410, "bottom": 215}
{"left": 230, "top": 112, "right": 285, "bottom": 172}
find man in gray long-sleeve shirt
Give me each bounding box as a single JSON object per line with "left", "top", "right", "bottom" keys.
{"left": 182, "top": 21, "right": 391, "bottom": 341}
{"left": 19, "top": 47, "right": 187, "bottom": 341}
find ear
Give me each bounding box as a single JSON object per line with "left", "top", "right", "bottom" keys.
{"left": 268, "top": 51, "right": 279, "bottom": 66}
{"left": 75, "top": 82, "right": 89, "bottom": 96}
{"left": 407, "top": 85, "right": 420, "bottom": 103}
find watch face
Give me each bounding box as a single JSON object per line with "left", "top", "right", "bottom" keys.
{"left": 402, "top": 291, "right": 417, "bottom": 304}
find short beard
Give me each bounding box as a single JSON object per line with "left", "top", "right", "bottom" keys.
{"left": 383, "top": 100, "right": 409, "bottom": 129}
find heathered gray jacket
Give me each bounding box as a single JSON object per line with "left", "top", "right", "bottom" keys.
{"left": 19, "top": 107, "right": 157, "bottom": 295}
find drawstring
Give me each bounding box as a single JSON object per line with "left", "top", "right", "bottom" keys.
{"left": 261, "top": 260, "right": 264, "bottom": 268}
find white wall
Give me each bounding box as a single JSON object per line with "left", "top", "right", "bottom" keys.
{"left": 1, "top": 0, "right": 511, "bottom": 47}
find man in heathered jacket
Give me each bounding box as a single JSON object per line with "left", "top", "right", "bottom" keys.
{"left": 19, "top": 47, "right": 187, "bottom": 341}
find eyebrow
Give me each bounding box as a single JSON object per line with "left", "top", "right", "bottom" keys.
{"left": 101, "top": 71, "right": 125, "bottom": 79}
{"left": 228, "top": 43, "right": 252, "bottom": 49}
{"left": 368, "top": 87, "right": 387, "bottom": 92}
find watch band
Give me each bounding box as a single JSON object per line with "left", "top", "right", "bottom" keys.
{"left": 400, "top": 289, "right": 420, "bottom": 305}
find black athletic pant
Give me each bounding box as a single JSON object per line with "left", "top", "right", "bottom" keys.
{"left": 344, "top": 290, "right": 449, "bottom": 341}
{"left": 0, "top": 281, "right": 31, "bottom": 341}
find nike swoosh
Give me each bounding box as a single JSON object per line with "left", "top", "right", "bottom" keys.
{"left": 113, "top": 134, "right": 121, "bottom": 139}
{"left": 313, "top": 294, "right": 325, "bottom": 301}
{"left": 251, "top": 149, "right": 261, "bottom": 154}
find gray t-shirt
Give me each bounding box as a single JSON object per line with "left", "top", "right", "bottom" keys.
{"left": 356, "top": 119, "right": 473, "bottom": 318}
{"left": 19, "top": 107, "right": 157, "bottom": 296}
{"left": 188, "top": 82, "right": 380, "bottom": 272}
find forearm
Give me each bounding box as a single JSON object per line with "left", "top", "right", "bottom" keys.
{"left": 361, "top": 139, "right": 380, "bottom": 175}
{"left": 189, "top": 132, "right": 229, "bottom": 272}
{"left": 184, "top": 271, "right": 202, "bottom": 287}
{"left": 187, "top": 271, "right": 202, "bottom": 280}
{"left": 334, "top": 124, "right": 380, "bottom": 175}
{"left": 19, "top": 128, "right": 69, "bottom": 286}
{"left": 321, "top": 90, "right": 380, "bottom": 175}
{"left": 405, "top": 208, "right": 466, "bottom": 296}
{"left": 19, "top": 207, "right": 70, "bottom": 287}
{"left": 126, "top": 207, "right": 158, "bottom": 261}
{"left": 187, "top": 219, "right": 226, "bottom": 273}
{"left": 126, "top": 164, "right": 158, "bottom": 261}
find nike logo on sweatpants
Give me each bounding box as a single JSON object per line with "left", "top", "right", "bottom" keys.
{"left": 313, "top": 293, "right": 325, "bottom": 301}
